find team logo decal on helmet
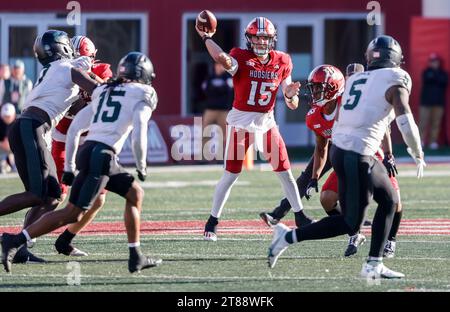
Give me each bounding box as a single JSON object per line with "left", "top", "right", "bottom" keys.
{"left": 245, "top": 17, "right": 277, "bottom": 57}
{"left": 366, "top": 35, "right": 403, "bottom": 70}
{"left": 306, "top": 65, "right": 345, "bottom": 107}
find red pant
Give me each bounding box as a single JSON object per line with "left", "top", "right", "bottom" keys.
{"left": 322, "top": 170, "right": 400, "bottom": 193}
{"left": 224, "top": 126, "right": 290, "bottom": 173}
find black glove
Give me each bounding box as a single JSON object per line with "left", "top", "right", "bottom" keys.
{"left": 137, "top": 168, "right": 147, "bottom": 182}
{"left": 383, "top": 154, "right": 398, "bottom": 177}
{"left": 61, "top": 171, "right": 75, "bottom": 186}
{"left": 305, "top": 178, "right": 319, "bottom": 200}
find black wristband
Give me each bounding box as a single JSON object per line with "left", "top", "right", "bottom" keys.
{"left": 203, "top": 36, "right": 212, "bottom": 43}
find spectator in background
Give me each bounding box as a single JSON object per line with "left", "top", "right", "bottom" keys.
{"left": 419, "top": 53, "right": 448, "bottom": 150}
{"left": 0, "top": 103, "right": 16, "bottom": 173}
{"left": 0, "top": 64, "right": 11, "bottom": 106}
{"left": 0, "top": 64, "right": 10, "bottom": 80}
{"left": 0, "top": 60, "right": 33, "bottom": 114}
{"left": 201, "top": 62, "right": 233, "bottom": 157}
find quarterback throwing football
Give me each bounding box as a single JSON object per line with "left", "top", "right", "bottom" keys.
{"left": 197, "top": 16, "right": 314, "bottom": 241}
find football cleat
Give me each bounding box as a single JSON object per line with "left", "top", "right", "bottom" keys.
{"left": 203, "top": 217, "right": 218, "bottom": 241}
{"left": 69, "top": 247, "right": 88, "bottom": 257}
{"left": 268, "top": 223, "right": 291, "bottom": 268}
{"left": 12, "top": 246, "right": 46, "bottom": 264}
{"left": 0, "top": 233, "right": 21, "bottom": 273}
{"left": 344, "top": 233, "right": 367, "bottom": 257}
{"left": 383, "top": 240, "right": 396, "bottom": 258}
{"left": 259, "top": 212, "right": 280, "bottom": 227}
{"left": 361, "top": 262, "right": 404, "bottom": 279}
{"left": 128, "top": 255, "right": 162, "bottom": 273}
{"left": 203, "top": 231, "right": 217, "bottom": 242}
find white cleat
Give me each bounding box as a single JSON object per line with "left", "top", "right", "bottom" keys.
{"left": 361, "top": 262, "right": 405, "bottom": 279}
{"left": 268, "top": 223, "right": 291, "bottom": 268}
{"left": 69, "top": 247, "right": 88, "bottom": 257}
{"left": 203, "top": 231, "right": 217, "bottom": 242}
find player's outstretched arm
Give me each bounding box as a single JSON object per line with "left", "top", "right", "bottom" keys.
{"left": 195, "top": 25, "right": 237, "bottom": 73}
{"left": 71, "top": 67, "right": 98, "bottom": 96}
{"left": 386, "top": 85, "right": 425, "bottom": 178}
{"left": 132, "top": 102, "right": 153, "bottom": 182}
{"left": 64, "top": 105, "right": 93, "bottom": 175}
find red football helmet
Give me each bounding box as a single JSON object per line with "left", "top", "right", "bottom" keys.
{"left": 71, "top": 35, "right": 97, "bottom": 59}
{"left": 306, "top": 65, "right": 345, "bottom": 107}
{"left": 245, "top": 17, "right": 276, "bottom": 57}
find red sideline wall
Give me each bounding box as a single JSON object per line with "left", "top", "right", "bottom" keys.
{"left": 410, "top": 18, "right": 450, "bottom": 146}
{"left": 0, "top": 0, "right": 421, "bottom": 118}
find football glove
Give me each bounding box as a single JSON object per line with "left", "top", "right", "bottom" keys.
{"left": 383, "top": 154, "right": 398, "bottom": 177}
{"left": 407, "top": 147, "right": 426, "bottom": 179}
{"left": 305, "top": 179, "right": 319, "bottom": 200}
{"left": 62, "top": 171, "right": 75, "bottom": 186}
{"left": 137, "top": 169, "right": 147, "bottom": 182}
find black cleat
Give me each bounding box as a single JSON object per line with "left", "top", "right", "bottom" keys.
{"left": 128, "top": 255, "right": 162, "bottom": 273}
{"left": 12, "top": 246, "right": 46, "bottom": 264}
{"left": 344, "top": 233, "right": 366, "bottom": 257}
{"left": 259, "top": 212, "right": 280, "bottom": 227}
{"left": 203, "top": 216, "right": 219, "bottom": 241}
{"left": 294, "top": 211, "right": 316, "bottom": 228}
{"left": 1, "top": 233, "right": 21, "bottom": 273}
{"left": 363, "top": 220, "right": 372, "bottom": 226}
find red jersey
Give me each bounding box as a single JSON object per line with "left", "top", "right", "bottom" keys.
{"left": 306, "top": 106, "right": 335, "bottom": 139}
{"left": 229, "top": 48, "right": 292, "bottom": 113}
{"left": 54, "top": 63, "right": 113, "bottom": 137}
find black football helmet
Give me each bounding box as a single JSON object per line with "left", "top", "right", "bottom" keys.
{"left": 117, "top": 52, "right": 155, "bottom": 85}
{"left": 33, "top": 30, "right": 74, "bottom": 66}
{"left": 366, "top": 35, "right": 403, "bottom": 70}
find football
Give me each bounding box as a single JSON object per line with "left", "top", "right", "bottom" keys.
{"left": 196, "top": 10, "right": 217, "bottom": 33}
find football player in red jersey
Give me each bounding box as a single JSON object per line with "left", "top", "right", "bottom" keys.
{"left": 196, "top": 17, "right": 314, "bottom": 241}
{"left": 50, "top": 36, "right": 113, "bottom": 257}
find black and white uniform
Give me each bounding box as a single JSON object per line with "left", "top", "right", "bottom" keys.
{"left": 8, "top": 57, "right": 91, "bottom": 199}
{"left": 64, "top": 82, "right": 157, "bottom": 210}
{"left": 331, "top": 67, "right": 412, "bottom": 256}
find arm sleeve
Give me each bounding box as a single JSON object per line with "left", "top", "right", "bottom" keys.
{"left": 396, "top": 113, "right": 423, "bottom": 158}
{"left": 132, "top": 102, "right": 153, "bottom": 172}
{"left": 64, "top": 105, "right": 93, "bottom": 172}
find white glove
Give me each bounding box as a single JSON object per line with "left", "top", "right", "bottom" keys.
{"left": 407, "top": 147, "right": 426, "bottom": 179}
{"left": 72, "top": 56, "right": 92, "bottom": 71}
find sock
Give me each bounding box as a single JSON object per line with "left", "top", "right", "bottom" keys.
{"left": 129, "top": 246, "right": 142, "bottom": 258}
{"left": 22, "top": 229, "right": 32, "bottom": 241}
{"left": 210, "top": 171, "right": 240, "bottom": 218}
{"left": 285, "top": 230, "right": 297, "bottom": 244}
{"left": 207, "top": 215, "right": 219, "bottom": 225}
{"left": 276, "top": 170, "right": 303, "bottom": 213}
{"left": 128, "top": 242, "right": 140, "bottom": 248}
{"left": 388, "top": 211, "right": 402, "bottom": 241}
{"left": 14, "top": 232, "right": 28, "bottom": 247}
{"left": 295, "top": 215, "right": 350, "bottom": 242}
{"left": 60, "top": 229, "right": 76, "bottom": 243}
{"left": 367, "top": 257, "right": 382, "bottom": 266}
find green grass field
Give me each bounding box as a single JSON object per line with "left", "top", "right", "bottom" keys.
{"left": 0, "top": 163, "right": 449, "bottom": 292}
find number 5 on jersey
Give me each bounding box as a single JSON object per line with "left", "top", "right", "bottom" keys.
{"left": 247, "top": 81, "right": 276, "bottom": 106}
{"left": 93, "top": 89, "right": 126, "bottom": 123}
{"left": 344, "top": 79, "right": 367, "bottom": 110}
